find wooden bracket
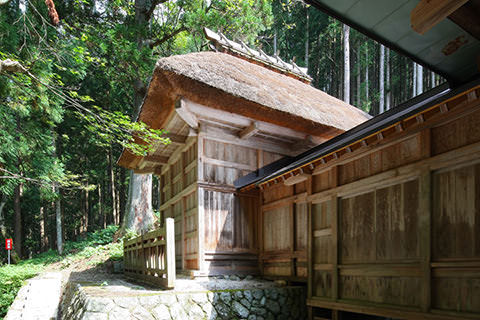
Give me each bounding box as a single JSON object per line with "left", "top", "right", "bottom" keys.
{"left": 411, "top": 0, "right": 469, "bottom": 34}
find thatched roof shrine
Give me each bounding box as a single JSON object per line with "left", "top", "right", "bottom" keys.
{"left": 119, "top": 32, "right": 370, "bottom": 170}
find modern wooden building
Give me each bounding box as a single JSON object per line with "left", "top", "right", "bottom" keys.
{"left": 118, "top": 28, "right": 369, "bottom": 276}
{"left": 235, "top": 1, "right": 480, "bottom": 319}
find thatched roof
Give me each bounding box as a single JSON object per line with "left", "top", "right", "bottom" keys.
{"left": 204, "top": 27, "right": 312, "bottom": 83}
{"left": 154, "top": 51, "right": 370, "bottom": 132}
{"left": 118, "top": 51, "right": 370, "bottom": 170}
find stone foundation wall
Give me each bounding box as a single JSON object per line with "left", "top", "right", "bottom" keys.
{"left": 60, "top": 282, "right": 307, "bottom": 320}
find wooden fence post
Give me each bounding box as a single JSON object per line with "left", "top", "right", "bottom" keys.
{"left": 166, "top": 217, "right": 176, "bottom": 288}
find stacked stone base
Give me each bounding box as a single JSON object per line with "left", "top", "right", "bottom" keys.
{"left": 60, "top": 282, "right": 307, "bottom": 320}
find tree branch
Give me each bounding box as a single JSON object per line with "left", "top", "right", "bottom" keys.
{"left": 145, "top": 0, "right": 169, "bottom": 21}
{"left": 148, "top": 27, "right": 186, "bottom": 49}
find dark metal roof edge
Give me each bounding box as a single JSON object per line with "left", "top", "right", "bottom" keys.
{"left": 234, "top": 76, "right": 480, "bottom": 189}
{"left": 234, "top": 156, "right": 293, "bottom": 188}
{"left": 305, "top": 0, "right": 457, "bottom": 86}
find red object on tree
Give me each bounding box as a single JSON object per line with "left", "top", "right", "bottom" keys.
{"left": 5, "top": 238, "right": 12, "bottom": 250}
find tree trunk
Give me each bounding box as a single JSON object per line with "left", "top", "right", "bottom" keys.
{"left": 305, "top": 7, "right": 309, "bottom": 70}
{"left": 417, "top": 64, "right": 423, "bottom": 95}
{"left": 343, "top": 24, "right": 350, "bottom": 104}
{"left": 379, "top": 44, "right": 385, "bottom": 114}
{"left": 82, "top": 184, "right": 89, "bottom": 234}
{"left": 356, "top": 48, "right": 360, "bottom": 107}
{"left": 365, "top": 45, "right": 369, "bottom": 104}
{"left": 52, "top": 134, "right": 63, "bottom": 255}
{"left": 108, "top": 149, "right": 117, "bottom": 224}
{"left": 123, "top": 171, "right": 154, "bottom": 233}
{"left": 386, "top": 47, "right": 391, "bottom": 110}
{"left": 39, "top": 206, "right": 45, "bottom": 251}
{"left": 0, "top": 193, "right": 7, "bottom": 239}
{"left": 14, "top": 183, "right": 22, "bottom": 258}
{"left": 122, "top": 0, "right": 155, "bottom": 234}
{"left": 55, "top": 187, "right": 63, "bottom": 255}
{"left": 119, "top": 168, "right": 126, "bottom": 225}
{"left": 98, "top": 182, "right": 104, "bottom": 228}
{"left": 115, "top": 169, "right": 121, "bottom": 222}
{"left": 273, "top": 29, "right": 277, "bottom": 56}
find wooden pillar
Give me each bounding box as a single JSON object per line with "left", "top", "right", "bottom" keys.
{"left": 420, "top": 128, "right": 432, "bottom": 312}
{"left": 307, "top": 176, "right": 313, "bottom": 320}
{"left": 197, "top": 134, "right": 205, "bottom": 273}
{"left": 290, "top": 202, "right": 296, "bottom": 277}
{"left": 419, "top": 169, "right": 431, "bottom": 312}
{"left": 331, "top": 166, "right": 339, "bottom": 301}
{"left": 259, "top": 192, "right": 265, "bottom": 275}
{"left": 165, "top": 217, "right": 176, "bottom": 288}
{"left": 181, "top": 152, "right": 186, "bottom": 271}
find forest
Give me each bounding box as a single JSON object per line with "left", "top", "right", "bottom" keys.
{"left": 0, "top": 0, "right": 443, "bottom": 263}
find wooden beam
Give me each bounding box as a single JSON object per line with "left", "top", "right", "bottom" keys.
{"left": 133, "top": 167, "right": 155, "bottom": 174}
{"left": 167, "top": 133, "right": 188, "bottom": 144}
{"left": 184, "top": 98, "right": 321, "bottom": 140}
{"left": 199, "top": 121, "right": 296, "bottom": 156}
{"left": 411, "top": 0, "right": 469, "bottom": 34}
{"left": 239, "top": 122, "right": 259, "bottom": 139}
{"left": 144, "top": 155, "right": 169, "bottom": 164}
{"left": 175, "top": 99, "right": 198, "bottom": 129}
{"left": 284, "top": 173, "right": 310, "bottom": 186}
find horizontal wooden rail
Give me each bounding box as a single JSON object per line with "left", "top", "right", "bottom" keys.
{"left": 123, "top": 218, "right": 175, "bottom": 289}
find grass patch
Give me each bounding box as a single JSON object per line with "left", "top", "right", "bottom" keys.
{"left": 0, "top": 225, "right": 123, "bottom": 319}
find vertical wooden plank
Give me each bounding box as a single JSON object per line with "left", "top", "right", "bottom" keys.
{"left": 141, "top": 234, "right": 146, "bottom": 275}
{"left": 166, "top": 217, "right": 176, "bottom": 288}
{"left": 196, "top": 133, "right": 204, "bottom": 272}
{"left": 181, "top": 196, "right": 186, "bottom": 270}
{"left": 198, "top": 187, "right": 205, "bottom": 272}
{"left": 419, "top": 169, "right": 431, "bottom": 312}
{"left": 331, "top": 195, "right": 339, "bottom": 300}
{"left": 422, "top": 128, "right": 432, "bottom": 159}
{"left": 331, "top": 166, "right": 339, "bottom": 300}
{"left": 257, "top": 149, "right": 264, "bottom": 169}
{"left": 259, "top": 193, "right": 265, "bottom": 275}
{"left": 307, "top": 176, "right": 313, "bottom": 300}
{"left": 290, "top": 202, "right": 296, "bottom": 277}
{"left": 198, "top": 135, "right": 204, "bottom": 182}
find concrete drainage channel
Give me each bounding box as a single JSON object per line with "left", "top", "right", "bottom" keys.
{"left": 5, "top": 272, "right": 63, "bottom": 320}
{"left": 60, "top": 281, "right": 307, "bottom": 320}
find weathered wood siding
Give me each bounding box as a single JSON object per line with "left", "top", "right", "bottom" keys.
{"left": 197, "top": 128, "right": 282, "bottom": 274}
{"left": 159, "top": 137, "right": 198, "bottom": 270}
{"left": 261, "top": 182, "right": 309, "bottom": 279}
{"left": 259, "top": 88, "right": 480, "bottom": 319}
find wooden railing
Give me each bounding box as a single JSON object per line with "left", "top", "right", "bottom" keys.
{"left": 123, "top": 218, "right": 175, "bottom": 288}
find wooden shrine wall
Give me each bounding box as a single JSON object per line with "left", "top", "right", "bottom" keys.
{"left": 260, "top": 180, "right": 309, "bottom": 279}
{"left": 197, "top": 123, "right": 285, "bottom": 275}
{"left": 159, "top": 137, "right": 199, "bottom": 270}
{"left": 260, "top": 88, "right": 480, "bottom": 319}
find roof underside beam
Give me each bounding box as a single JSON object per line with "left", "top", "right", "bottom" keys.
{"left": 238, "top": 122, "right": 259, "bottom": 139}
{"left": 411, "top": 0, "right": 469, "bottom": 34}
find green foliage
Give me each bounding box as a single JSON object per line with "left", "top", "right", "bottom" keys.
{"left": 0, "top": 263, "right": 45, "bottom": 319}
{"left": 0, "top": 225, "right": 122, "bottom": 318}
{"left": 123, "top": 228, "right": 139, "bottom": 241}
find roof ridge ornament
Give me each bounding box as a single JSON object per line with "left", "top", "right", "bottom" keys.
{"left": 204, "top": 27, "right": 312, "bottom": 84}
